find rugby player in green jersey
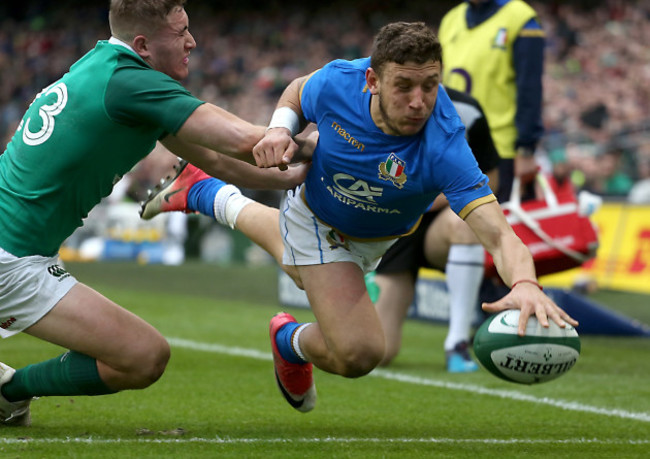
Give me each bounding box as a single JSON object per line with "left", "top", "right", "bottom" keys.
{"left": 0, "top": 0, "right": 310, "bottom": 426}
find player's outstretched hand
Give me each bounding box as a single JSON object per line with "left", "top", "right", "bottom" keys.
{"left": 482, "top": 283, "right": 579, "bottom": 336}
{"left": 252, "top": 128, "right": 298, "bottom": 170}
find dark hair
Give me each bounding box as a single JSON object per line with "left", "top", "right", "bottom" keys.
{"left": 370, "top": 22, "right": 442, "bottom": 76}
{"left": 109, "top": 0, "right": 187, "bottom": 41}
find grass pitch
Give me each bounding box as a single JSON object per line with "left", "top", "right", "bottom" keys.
{"left": 1, "top": 261, "right": 649, "bottom": 458}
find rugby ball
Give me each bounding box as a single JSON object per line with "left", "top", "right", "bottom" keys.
{"left": 473, "top": 309, "right": 580, "bottom": 384}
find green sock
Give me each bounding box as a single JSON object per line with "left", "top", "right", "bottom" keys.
{"left": 1, "top": 351, "right": 115, "bottom": 402}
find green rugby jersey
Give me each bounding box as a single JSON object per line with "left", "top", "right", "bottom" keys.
{"left": 0, "top": 40, "right": 203, "bottom": 257}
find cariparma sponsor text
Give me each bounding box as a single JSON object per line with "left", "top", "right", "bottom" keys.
{"left": 326, "top": 186, "right": 400, "bottom": 214}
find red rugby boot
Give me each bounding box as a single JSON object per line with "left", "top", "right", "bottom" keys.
{"left": 269, "top": 312, "right": 316, "bottom": 413}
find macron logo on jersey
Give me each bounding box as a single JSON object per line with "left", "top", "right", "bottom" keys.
{"left": 331, "top": 121, "right": 365, "bottom": 151}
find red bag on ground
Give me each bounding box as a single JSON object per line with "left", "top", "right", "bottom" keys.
{"left": 484, "top": 174, "right": 600, "bottom": 278}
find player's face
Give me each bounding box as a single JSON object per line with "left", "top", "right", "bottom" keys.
{"left": 145, "top": 7, "right": 196, "bottom": 81}
{"left": 368, "top": 60, "right": 440, "bottom": 136}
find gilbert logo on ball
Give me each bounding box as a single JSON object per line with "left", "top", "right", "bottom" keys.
{"left": 473, "top": 309, "right": 580, "bottom": 384}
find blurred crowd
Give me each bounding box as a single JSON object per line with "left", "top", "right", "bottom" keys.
{"left": 539, "top": 0, "right": 650, "bottom": 201}
{"left": 1, "top": 0, "right": 650, "bottom": 203}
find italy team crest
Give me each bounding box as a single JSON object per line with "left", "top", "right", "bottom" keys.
{"left": 378, "top": 153, "right": 407, "bottom": 189}
{"left": 326, "top": 229, "right": 350, "bottom": 251}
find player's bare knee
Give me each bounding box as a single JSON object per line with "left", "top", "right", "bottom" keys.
{"left": 335, "top": 341, "right": 384, "bottom": 378}
{"left": 126, "top": 337, "right": 170, "bottom": 388}
{"left": 141, "top": 338, "right": 171, "bottom": 386}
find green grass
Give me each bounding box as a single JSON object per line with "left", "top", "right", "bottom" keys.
{"left": 1, "top": 261, "right": 649, "bottom": 458}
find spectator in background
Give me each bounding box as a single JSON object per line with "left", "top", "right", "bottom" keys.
{"left": 628, "top": 155, "right": 650, "bottom": 204}
{"left": 547, "top": 148, "right": 572, "bottom": 187}
{"left": 536, "top": 147, "right": 579, "bottom": 202}
{"left": 438, "top": 0, "right": 545, "bottom": 202}
{"left": 587, "top": 145, "right": 634, "bottom": 196}
{"left": 601, "top": 147, "right": 634, "bottom": 196}
{"left": 537, "top": 0, "right": 650, "bottom": 193}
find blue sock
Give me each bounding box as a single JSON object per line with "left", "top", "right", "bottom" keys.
{"left": 275, "top": 322, "right": 305, "bottom": 364}
{"left": 187, "top": 178, "right": 223, "bottom": 218}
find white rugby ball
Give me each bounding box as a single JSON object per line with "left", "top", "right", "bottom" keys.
{"left": 473, "top": 309, "right": 580, "bottom": 384}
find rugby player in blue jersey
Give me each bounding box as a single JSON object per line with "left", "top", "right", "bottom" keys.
{"left": 142, "top": 22, "right": 577, "bottom": 413}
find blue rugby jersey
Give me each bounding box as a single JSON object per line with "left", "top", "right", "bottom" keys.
{"left": 299, "top": 57, "right": 494, "bottom": 239}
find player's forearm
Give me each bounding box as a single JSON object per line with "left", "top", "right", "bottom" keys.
{"left": 489, "top": 233, "right": 537, "bottom": 287}
{"left": 177, "top": 103, "right": 265, "bottom": 159}
{"left": 178, "top": 144, "right": 301, "bottom": 190}
{"left": 160, "top": 135, "right": 281, "bottom": 189}
{"left": 211, "top": 156, "right": 305, "bottom": 190}
{"left": 465, "top": 201, "right": 538, "bottom": 286}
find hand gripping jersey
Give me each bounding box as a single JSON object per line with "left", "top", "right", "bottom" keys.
{"left": 299, "top": 57, "right": 494, "bottom": 240}
{"left": 0, "top": 40, "right": 203, "bottom": 257}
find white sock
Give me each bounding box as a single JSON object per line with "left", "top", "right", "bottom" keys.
{"left": 291, "top": 323, "right": 310, "bottom": 362}
{"left": 213, "top": 185, "right": 253, "bottom": 229}
{"left": 444, "top": 244, "right": 485, "bottom": 351}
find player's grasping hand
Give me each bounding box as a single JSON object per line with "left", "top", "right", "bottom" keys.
{"left": 253, "top": 127, "right": 298, "bottom": 170}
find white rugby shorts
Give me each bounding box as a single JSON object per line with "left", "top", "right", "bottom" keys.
{"left": 279, "top": 185, "right": 397, "bottom": 272}
{"left": 0, "top": 247, "right": 77, "bottom": 338}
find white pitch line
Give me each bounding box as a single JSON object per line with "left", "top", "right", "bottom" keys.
{"left": 370, "top": 369, "right": 650, "bottom": 423}
{"left": 1, "top": 437, "right": 648, "bottom": 445}
{"left": 167, "top": 337, "right": 650, "bottom": 423}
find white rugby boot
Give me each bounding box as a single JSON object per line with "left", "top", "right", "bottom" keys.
{"left": 0, "top": 362, "right": 32, "bottom": 426}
